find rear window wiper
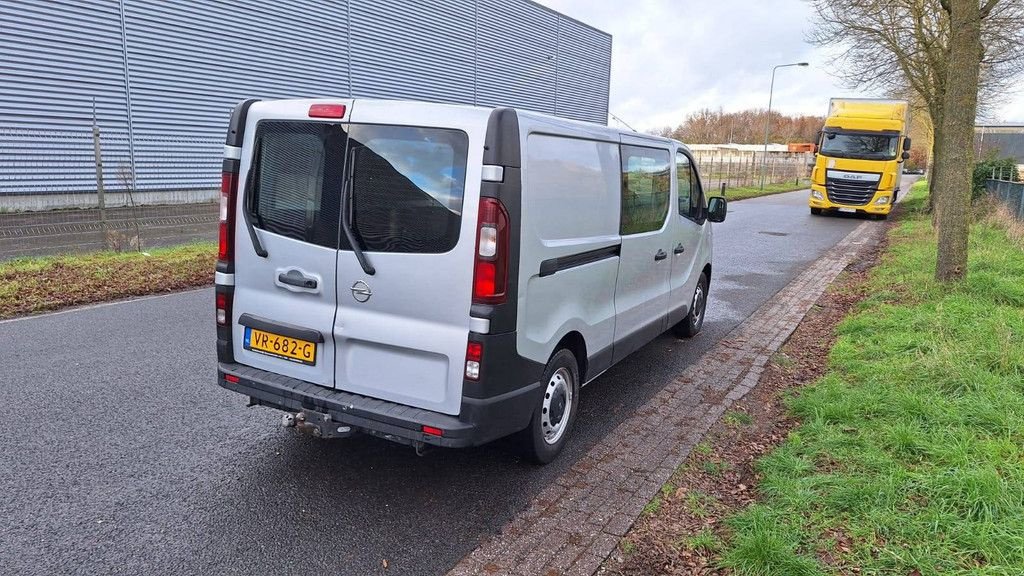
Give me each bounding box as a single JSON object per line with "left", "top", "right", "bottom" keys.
{"left": 242, "top": 164, "right": 268, "bottom": 258}
{"left": 342, "top": 148, "right": 375, "bottom": 276}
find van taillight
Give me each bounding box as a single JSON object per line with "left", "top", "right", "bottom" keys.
{"left": 473, "top": 197, "right": 509, "bottom": 304}
{"left": 218, "top": 170, "right": 238, "bottom": 262}
{"left": 216, "top": 291, "right": 231, "bottom": 326}
{"left": 465, "top": 341, "right": 482, "bottom": 380}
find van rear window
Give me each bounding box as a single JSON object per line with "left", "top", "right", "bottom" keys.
{"left": 347, "top": 125, "right": 468, "bottom": 254}
{"left": 248, "top": 122, "right": 467, "bottom": 253}
{"left": 249, "top": 121, "right": 343, "bottom": 248}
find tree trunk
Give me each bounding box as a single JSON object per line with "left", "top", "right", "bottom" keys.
{"left": 933, "top": 0, "right": 984, "bottom": 282}
{"left": 927, "top": 103, "right": 944, "bottom": 217}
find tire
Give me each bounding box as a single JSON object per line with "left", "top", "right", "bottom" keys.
{"left": 810, "top": 207, "right": 823, "bottom": 216}
{"left": 875, "top": 213, "right": 889, "bottom": 221}
{"left": 519, "top": 349, "right": 580, "bottom": 464}
{"left": 673, "top": 272, "right": 709, "bottom": 338}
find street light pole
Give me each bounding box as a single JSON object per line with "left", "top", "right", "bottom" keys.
{"left": 760, "top": 62, "right": 808, "bottom": 190}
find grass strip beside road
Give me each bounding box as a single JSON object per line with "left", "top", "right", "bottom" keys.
{"left": 721, "top": 181, "right": 1024, "bottom": 573}
{"left": 0, "top": 242, "right": 215, "bottom": 319}
{"left": 725, "top": 180, "right": 811, "bottom": 201}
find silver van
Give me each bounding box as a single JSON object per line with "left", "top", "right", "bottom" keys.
{"left": 215, "top": 98, "right": 727, "bottom": 463}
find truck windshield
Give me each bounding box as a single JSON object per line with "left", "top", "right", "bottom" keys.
{"left": 819, "top": 131, "right": 898, "bottom": 161}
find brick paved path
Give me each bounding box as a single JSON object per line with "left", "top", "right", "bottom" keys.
{"left": 448, "top": 220, "right": 885, "bottom": 576}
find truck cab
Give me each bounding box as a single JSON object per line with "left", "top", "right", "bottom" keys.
{"left": 809, "top": 98, "right": 911, "bottom": 219}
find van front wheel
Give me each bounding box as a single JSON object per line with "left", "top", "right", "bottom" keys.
{"left": 673, "top": 272, "right": 708, "bottom": 338}
{"left": 519, "top": 349, "right": 580, "bottom": 464}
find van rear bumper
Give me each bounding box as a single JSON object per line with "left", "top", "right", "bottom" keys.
{"left": 217, "top": 362, "right": 539, "bottom": 448}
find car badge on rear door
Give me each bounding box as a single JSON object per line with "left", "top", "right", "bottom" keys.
{"left": 351, "top": 281, "right": 372, "bottom": 303}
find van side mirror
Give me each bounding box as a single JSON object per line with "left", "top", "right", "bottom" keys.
{"left": 707, "top": 196, "right": 727, "bottom": 223}
{"left": 903, "top": 137, "right": 912, "bottom": 151}
{"left": 901, "top": 151, "right": 911, "bottom": 161}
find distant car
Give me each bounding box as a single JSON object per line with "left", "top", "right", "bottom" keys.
{"left": 906, "top": 168, "right": 925, "bottom": 175}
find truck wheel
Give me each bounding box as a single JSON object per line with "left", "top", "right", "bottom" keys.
{"left": 519, "top": 349, "right": 580, "bottom": 464}
{"left": 810, "top": 207, "right": 823, "bottom": 216}
{"left": 673, "top": 272, "right": 708, "bottom": 338}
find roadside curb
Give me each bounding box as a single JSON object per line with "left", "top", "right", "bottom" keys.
{"left": 447, "top": 219, "right": 887, "bottom": 576}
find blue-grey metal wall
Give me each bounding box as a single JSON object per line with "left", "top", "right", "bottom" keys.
{"left": 0, "top": 0, "right": 611, "bottom": 197}
{"left": 0, "top": 0, "right": 133, "bottom": 194}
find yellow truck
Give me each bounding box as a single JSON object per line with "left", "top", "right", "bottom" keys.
{"left": 809, "top": 98, "right": 912, "bottom": 219}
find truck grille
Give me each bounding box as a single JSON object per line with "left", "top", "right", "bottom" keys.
{"left": 826, "top": 177, "right": 877, "bottom": 206}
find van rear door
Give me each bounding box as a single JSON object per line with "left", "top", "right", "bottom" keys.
{"left": 333, "top": 102, "right": 484, "bottom": 416}
{"left": 231, "top": 100, "right": 351, "bottom": 387}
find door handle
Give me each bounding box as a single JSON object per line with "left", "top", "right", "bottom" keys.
{"left": 278, "top": 270, "right": 318, "bottom": 289}
{"left": 654, "top": 249, "right": 668, "bottom": 261}
{"left": 673, "top": 243, "right": 685, "bottom": 255}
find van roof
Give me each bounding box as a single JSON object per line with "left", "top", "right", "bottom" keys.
{"left": 250, "top": 97, "right": 686, "bottom": 152}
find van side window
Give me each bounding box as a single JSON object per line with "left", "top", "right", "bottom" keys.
{"left": 688, "top": 161, "right": 707, "bottom": 222}
{"left": 620, "top": 145, "right": 670, "bottom": 235}
{"left": 676, "top": 151, "right": 693, "bottom": 217}
{"left": 526, "top": 134, "right": 621, "bottom": 240}
{"left": 249, "top": 121, "right": 344, "bottom": 248}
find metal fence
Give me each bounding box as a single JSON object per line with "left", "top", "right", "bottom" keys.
{"left": 987, "top": 178, "right": 1024, "bottom": 221}
{"left": 1, "top": 126, "right": 818, "bottom": 261}
{"left": 0, "top": 125, "right": 219, "bottom": 261}
{"left": 691, "top": 152, "right": 812, "bottom": 193}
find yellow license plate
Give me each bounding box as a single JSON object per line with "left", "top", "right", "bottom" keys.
{"left": 244, "top": 328, "right": 317, "bottom": 365}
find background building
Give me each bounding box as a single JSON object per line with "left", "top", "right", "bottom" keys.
{"left": 0, "top": 0, "right": 611, "bottom": 209}
{"left": 976, "top": 125, "right": 1024, "bottom": 174}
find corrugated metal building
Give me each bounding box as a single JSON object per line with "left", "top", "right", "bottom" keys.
{"left": 0, "top": 0, "right": 611, "bottom": 207}
{"left": 976, "top": 125, "right": 1024, "bottom": 165}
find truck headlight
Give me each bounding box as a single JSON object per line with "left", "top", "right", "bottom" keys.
{"left": 875, "top": 196, "right": 890, "bottom": 205}
{"left": 811, "top": 190, "right": 824, "bottom": 200}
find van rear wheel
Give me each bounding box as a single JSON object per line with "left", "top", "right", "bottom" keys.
{"left": 519, "top": 349, "right": 580, "bottom": 464}
{"left": 673, "top": 272, "right": 708, "bottom": 338}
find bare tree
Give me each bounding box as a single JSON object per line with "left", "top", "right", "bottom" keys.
{"left": 658, "top": 108, "right": 825, "bottom": 145}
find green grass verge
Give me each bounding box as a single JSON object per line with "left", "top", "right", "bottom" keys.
{"left": 0, "top": 242, "right": 215, "bottom": 318}
{"left": 725, "top": 180, "right": 811, "bottom": 201}
{"left": 720, "top": 180, "right": 1024, "bottom": 574}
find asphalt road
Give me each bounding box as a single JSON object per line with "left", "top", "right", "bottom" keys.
{"left": 0, "top": 184, "right": 905, "bottom": 575}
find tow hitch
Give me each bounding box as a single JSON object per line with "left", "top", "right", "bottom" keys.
{"left": 282, "top": 410, "right": 357, "bottom": 439}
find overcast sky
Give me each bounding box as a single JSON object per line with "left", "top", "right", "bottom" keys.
{"left": 538, "top": 0, "right": 1024, "bottom": 131}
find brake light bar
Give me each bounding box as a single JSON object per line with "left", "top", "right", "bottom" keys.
{"left": 308, "top": 103, "right": 347, "bottom": 118}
